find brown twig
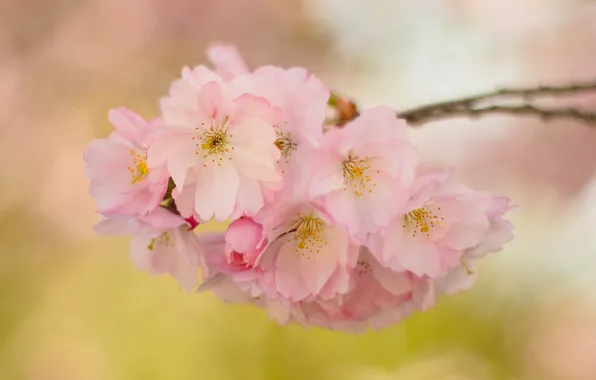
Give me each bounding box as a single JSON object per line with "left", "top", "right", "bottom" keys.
{"left": 396, "top": 80, "right": 596, "bottom": 126}
{"left": 401, "top": 104, "right": 596, "bottom": 126}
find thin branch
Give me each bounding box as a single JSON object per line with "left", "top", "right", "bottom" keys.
{"left": 402, "top": 104, "right": 596, "bottom": 126}
{"left": 398, "top": 80, "right": 596, "bottom": 120}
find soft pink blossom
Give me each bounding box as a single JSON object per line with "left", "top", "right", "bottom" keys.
{"left": 302, "top": 107, "right": 417, "bottom": 240}
{"left": 252, "top": 66, "right": 330, "bottom": 197}
{"left": 435, "top": 194, "right": 515, "bottom": 295}
{"left": 206, "top": 45, "right": 330, "bottom": 194}
{"left": 252, "top": 66, "right": 329, "bottom": 151}
{"left": 206, "top": 45, "right": 329, "bottom": 153}
{"left": 369, "top": 169, "right": 513, "bottom": 278}
{"left": 83, "top": 107, "right": 168, "bottom": 216}
{"left": 130, "top": 225, "right": 203, "bottom": 291}
{"left": 269, "top": 247, "right": 433, "bottom": 332}
{"left": 147, "top": 66, "right": 283, "bottom": 221}
{"left": 94, "top": 207, "right": 202, "bottom": 291}
{"left": 255, "top": 202, "right": 360, "bottom": 302}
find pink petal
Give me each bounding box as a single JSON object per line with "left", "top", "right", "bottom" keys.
{"left": 306, "top": 151, "right": 344, "bottom": 197}
{"left": 275, "top": 243, "right": 310, "bottom": 301}
{"left": 172, "top": 184, "right": 196, "bottom": 218}
{"left": 438, "top": 199, "right": 489, "bottom": 250}
{"left": 130, "top": 235, "right": 152, "bottom": 272}
{"left": 229, "top": 117, "right": 277, "bottom": 143}
{"left": 467, "top": 219, "right": 514, "bottom": 258}
{"left": 230, "top": 145, "right": 281, "bottom": 182}
{"left": 108, "top": 107, "right": 146, "bottom": 145}
{"left": 211, "top": 161, "right": 240, "bottom": 221}
{"left": 196, "top": 81, "right": 233, "bottom": 124}
{"left": 232, "top": 93, "right": 282, "bottom": 125}
{"left": 361, "top": 173, "right": 403, "bottom": 228}
{"left": 206, "top": 44, "right": 248, "bottom": 79}
{"left": 347, "top": 106, "right": 408, "bottom": 141}
{"left": 235, "top": 174, "right": 265, "bottom": 216}
{"left": 323, "top": 190, "right": 358, "bottom": 230}
{"left": 147, "top": 131, "right": 196, "bottom": 187}
{"left": 408, "top": 169, "right": 454, "bottom": 206}
{"left": 435, "top": 263, "right": 477, "bottom": 295}
{"left": 298, "top": 231, "right": 344, "bottom": 296}
{"left": 182, "top": 65, "right": 223, "bottom": 87}
{"left": 194, "top": 164, "right": 216, "bottom": 219}
{"left": 387, "top": 225, "right": 442, "bottom": 277}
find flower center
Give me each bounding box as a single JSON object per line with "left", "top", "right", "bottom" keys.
{"left": 127, "top": 149, "right": 149, "bottom": 184}
{"left": 194, "top": 117, "right": 234, "bottom": 167}
{"left": 274, "top": 129, "right": 297, "bottom": 160}
{"left": 147, "top": 231, "right": 174, "bottom": 250}
{"left": 288, "top": 214, "right": 327, "bottom": 259}
{"left": 201, "top": 129, "right": 229, "bottom": 154}
{"left": 402, "top": 206, "right": 444, "bottom": 237}
{"left": 342, "top": 156, "right": 377, "bottom": 196}
{"left": 354, "top": 260, "right": 372, "bottom": 276}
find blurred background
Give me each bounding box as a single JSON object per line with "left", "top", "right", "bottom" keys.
{"left": 1, "top": 0, "right": 596, "bottom": 379}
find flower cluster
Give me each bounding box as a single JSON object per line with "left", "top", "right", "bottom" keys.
{"left": 84, "top": 44, "right": 514, "bottom": 331}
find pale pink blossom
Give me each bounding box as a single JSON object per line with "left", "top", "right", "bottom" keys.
{"left": 369, "top": 169, "right": 513, "bottom": 278}
{"left": 269, "top": 247, "right": 434, "bottom": 332}
{"left": 255, "top": 202, "right": 360, "bottom": 302}
{"left": 147, "top": 66, "right": 283, "bottom": 221}
{"left": 302, "top": 107, "right": 417, "bottom": 240}
{"left": 130, "top": 225, "right": 203, "bottom": 291}
{"left": 252, "top": 66, "right": 330, "bottom": 197}
{"left": 83, "top": 107, "right": 168, "bottom": 216}
{"left": 94, "top": 207, "right": 203, "bottom": 291}
{"left": 435, "top": 194, "right": 515, "bottom": 295}
{"left": 252, "top": 66, "right": 329, "bottom": 152}
{"left": 206, "top": 45, "right": 330, "bottom": 194}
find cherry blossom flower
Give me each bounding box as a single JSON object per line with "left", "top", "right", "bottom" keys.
{"left": 147, "top": 67, "right": 283, "bottom": 221}
{"left": 207, "top": 44, "right": 330, "bottom": 198}
{"left": 251, "top": 66, "right": 330, "bottom": 198}
{"left": 435, "top": 194, "right": 515, "bottom": 295}
{"left": 130, "top": 224, "right": 203, "bottom": 291}
{"left": 290, "top": 247, "right": 433, "bottom": 331}
{"left": 94, "top": 207, "right": 203, "bottom": 291}
{"left": 302, "top": 106, "right": 417, "bottom": 240}
{"left": 84, "top": 43, "right": 517, "bottom": 331}
{"left": 255, "top": 202, "right": 360, "bottom": 302}
{"left": 369, "top": 169, "right": 513, "bottom": 278}
{"left": 83, "top": 107, "right": 168, "bottom": 216}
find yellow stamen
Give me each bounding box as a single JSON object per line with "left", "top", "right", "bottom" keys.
{"left": 147, "top": 231, "right": 173, "bottom": 250}
{"left": 275, "top": 129, "right": 297, "bottom": 160}
{"left": 289, "top": 214, "right": 326, "bottom": 259}
{"left": 127, "top": 150, "right": 149, "bottom": 184}
{"left": 342, "top": 156, "right": 375, "bottom": 196}
{"left": 460, "top": 257, "right": 474, "bottom": 275}
{"left": 200, "top": 128, "right": 229, "bottom": 155}
{"left": 402, "top": 206, "right": 444, "bottom": 237}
